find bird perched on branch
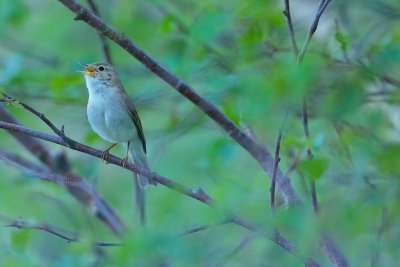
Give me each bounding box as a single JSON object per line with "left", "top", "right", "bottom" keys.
{"left": 79, "top": 62, "right": 155, "bottom": 188}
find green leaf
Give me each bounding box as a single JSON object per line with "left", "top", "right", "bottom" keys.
{"left": 0, "top": 0, "right": 28, "bottom": 27}
{"left": 334, "top": 22, "right": 347, "bottom": 53}
{"left": 11, "top": 229, "right": 30, "bottom": 252}
{"left": 297, "top": 157, "right": 329, "bottom": 181}
{"left": 375, "top": 144, "right": 400, "bottom": 174}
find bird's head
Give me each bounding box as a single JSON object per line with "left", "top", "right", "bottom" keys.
{"left": 79, "top": 62, "right": 121, "bottom": 88}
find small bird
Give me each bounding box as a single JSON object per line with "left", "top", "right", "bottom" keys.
{"left": 79, "top": 62, "right": 155, "bottom": 188}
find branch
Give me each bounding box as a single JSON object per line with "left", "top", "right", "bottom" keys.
{"left": 86, "top": 0, "right": 113, "bottom": 64}
{"left": 270, "top": 131, "right": 282, "bottom": 212}
{"left": 1, "top": 215, "right": 121, "bottom": 247}
{"left": 281, "top": 1, "right": 348, "bottom": 264}
{"left": 0, "top": 107, "right": 125, "bottom": 234}
{"left": 297, "top": 0, "right": 334, "bottom": 62}
{"left": 213, "top": 236, "right": 252, "bottom": 267}
{"left": 0, "top": 120, "right": 320, "bottom": 266}
{"left": 301, "top": 99, "right": 318, "bottom": 214}
{"left": 0, "top": 120, "right": 213, "bottom": 204}
{"left": 319, "top": 232, "right": 349, "bottom": 267}
{"left": 283, "top": 0, "right": 299, "bottom": 56}
{"left": 56, "top": 0, "right": 300, "bottom": 206}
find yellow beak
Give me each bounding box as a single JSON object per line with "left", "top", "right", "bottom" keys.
{"left": 78, "top": 62, "right": 95, "bottom": 77}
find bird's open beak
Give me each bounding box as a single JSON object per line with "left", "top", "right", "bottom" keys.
{"left": 78, "top": 62, "right": 95, "bottom": 77}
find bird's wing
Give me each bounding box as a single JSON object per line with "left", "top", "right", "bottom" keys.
{"left": 121, "top": 91, "right": 147, "bottom": 153}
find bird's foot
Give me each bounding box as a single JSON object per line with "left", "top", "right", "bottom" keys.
{"left": 120, "top": 156, "right": 129, "bottom": 168}
{"left": 101, "top": 143, "right": 117, "bottom": 162}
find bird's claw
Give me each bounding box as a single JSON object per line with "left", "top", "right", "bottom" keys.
{"left": 101, "top": 149, "right": 110, "bottom": 162}
{"left": 100, "top": 143, "right": 117, "bottom": 162}
{"left": 121, "top": 156, "right": 129, "bottom": 168}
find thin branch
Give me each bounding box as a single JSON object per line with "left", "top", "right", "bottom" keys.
{"left": 0, "top": 107, "right": 125, "bottom": 234}
{"left": 319, "top": 232, "right": 349, "bottom": 267}
{"left": 283, "top": 0, "right": 299, "bottom": 56}
{"left": 182, "top": 219, "right": 231, "bottom": 236}
{"left": 2, "top": 94, "right": 72, "bottom": 146}
{"left": 283, "top": 0, "right": 347, "bottom": 264}
{"left": 56, "top": 0, "right": 300, "bottom": 206}
{"left": 302, "top": 99, "right": 318, "bottom": 214}
{"left": 1, "top": 216, "right": 121, "bottom": 247}
{"left": 270, "top": 131, "right": 282, "bottom": 212}
{"left": 0, "top": 120, "right": 213, "bottom": 204}
{"left": 297, "top": 0, "right": 334, "bottom": 63}
{"left": 213, "top": 236, "right": 253, "bottom": 267}
{"left": 86, "top": 0, "right": 113, "bottom": 64}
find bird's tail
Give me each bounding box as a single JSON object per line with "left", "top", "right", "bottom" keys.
{"left": 125, "top": 141, "right": 154, "bottom": 225}
{"left": 126, "top": 141, "right": 155, "bottom": 188}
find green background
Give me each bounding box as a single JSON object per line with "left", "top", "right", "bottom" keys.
{"left": 0, "top": 0, "right": 400, "bottom": 266}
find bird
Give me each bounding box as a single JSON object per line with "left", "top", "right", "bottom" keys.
{"left": 79, "top": 62, "right": 156, "bottom": 188}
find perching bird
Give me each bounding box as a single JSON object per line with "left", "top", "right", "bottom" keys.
{"left": 79, "top": 62, "right": 155, "bottom": 188}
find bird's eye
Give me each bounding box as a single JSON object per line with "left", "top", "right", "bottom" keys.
{"left": 99, "top": 66, "right": 104, "bottom": 71}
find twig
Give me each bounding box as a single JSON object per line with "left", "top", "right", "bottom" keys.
{"left": 86, "top": 0, "right": 113, "bottom": 64}
{"left": 297, "top": 0, "right": 334, "bottom": 63}
{"left": 283, "top": 0, "right": 299, "bottom": 56}
{"left": 213, "top": 236, "right": 253, "bottom": 267}
{"left": 1, "top": 216, "right": 121, "bottom": 247}
{"left": 301, "top": 99, "right": 318, "bottom": 214}
{"left": 0, "top": 107, "right": 125, "bottom": 234}
{"left": 270, "top": 131, "right": 282, "bottom": 212}
{"left": 56, "top": 0, "right": 300, "bottom": 206}
{"left": 2, "top": 94, "right": 73, "bottom": 146}
{"left": 182, "top": 219, "right": 231, "bottom": 236}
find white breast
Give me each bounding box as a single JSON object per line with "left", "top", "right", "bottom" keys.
{"left": 86, "top": 80, "right": 136, "bottom": 143}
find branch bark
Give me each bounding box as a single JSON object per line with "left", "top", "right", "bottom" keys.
{"left": 0, "top": 214, "right": 121, "bottom": 247}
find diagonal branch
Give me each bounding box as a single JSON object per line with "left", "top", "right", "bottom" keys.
{"left": 297, "top": 0, "right": 334, "bottom": 62}
{"left": 0, "top": 107, "right": 125, "bottom": 234}
{"left": 283, "top": 0, "right": 299, "bottom": 56}
{"left": 86, "top": 0, "right": 113, "bottom": 64}
{"left": 0, "top": 214, "right": 121, "bottom": 247}
{"left": 56, "top": 0, "right": 300, "bottom": 206}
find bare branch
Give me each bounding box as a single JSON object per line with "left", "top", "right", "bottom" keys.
{"left": 86, "top": 0, "right": 113, "bottom": 64}
{"left": 270, "top": 131, "right": 282, "bottom": 211}
{"left": 1, "top": 215, "right": 122, "bottom": 247}
{"left": 56, "top": 0, "right": 300, "bottom": 205}
{"left": 301, "top": 99, "right": 318, "bottom": 214}
{"left": 319, "top": 232, "right": 349, "bottom": 267}
{"left": 0, "top": 120, "right": 213, "bottom": 204}
{"left": 0, "top": 107, "right": 125, "bottom": 234}
{"left": 283, "top": 0, "right": 299, "bottom": 56}
{"left": 182, "top": 219, "right": 230, "bottom": 236}
{"left": 297, "top": 0, "right": 334, "bottom": 62}
{"left": 213, "top": 236, "right": 253, "bottom": 267}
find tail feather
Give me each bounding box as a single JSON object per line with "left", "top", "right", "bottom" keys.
{"left": 124, "top": 141, "right": 154, "bottom": 226}
{"left": 126, "top": 141, "right": 155, "bottom": 187}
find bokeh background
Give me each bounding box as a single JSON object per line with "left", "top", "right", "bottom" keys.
{"left": 1, "top": 0, "right": 400, "bottom": 266}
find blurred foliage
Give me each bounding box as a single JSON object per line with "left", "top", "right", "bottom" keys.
{"left": 0, "top": 0, "right": 400, "bottom": 266}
